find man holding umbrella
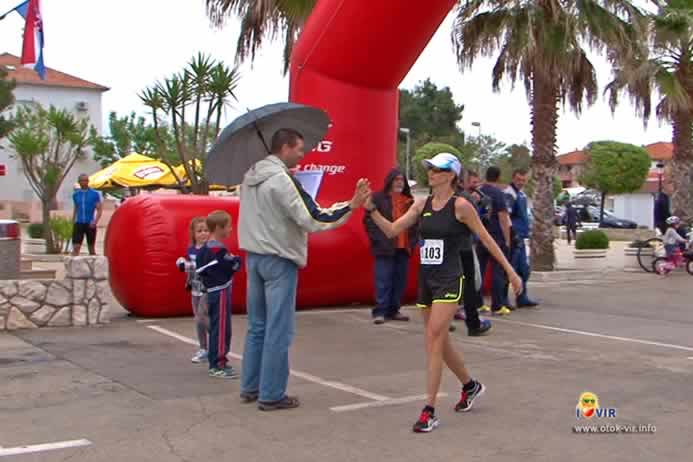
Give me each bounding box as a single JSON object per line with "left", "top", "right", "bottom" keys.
{"left": 237, "top": 128, "right": 370, "bottom": 411}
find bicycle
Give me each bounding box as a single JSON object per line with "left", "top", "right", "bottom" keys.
{"left": 652, "top": 232, "right": 693, "bottom": 276}
{"left": 636, "top": 237, "right": 665, "bottom": 273}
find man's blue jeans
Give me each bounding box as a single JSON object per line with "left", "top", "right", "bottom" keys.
{"left": 372, "top": 251, "right": 410, "bottom": 318}
{"left": 511, "top": 241, "right": 531, "bottom": 304}
{"left": 477, "top": 244, "right": 509, "bottom": 310}
{"left": 240, "top": 253, "right": 298, "bottom": 403}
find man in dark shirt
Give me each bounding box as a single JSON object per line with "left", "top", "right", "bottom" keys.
{"left": 453, "top": 171, "right": 493, "bottom": 335}
{"left": 477, "top": 167, "right": 512, "bottom": 316}
{"left": 653, "top": 192, "right": 671, "bottom": 236}
{"left": 505, "top": 169, "right": 538, "bottom": 307}
{"left": 565, "top": 202, "right": 580, "bottom": 244}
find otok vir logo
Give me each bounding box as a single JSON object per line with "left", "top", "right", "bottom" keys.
{"left": 575, "top": 392, "right": 616, "bottom": 419}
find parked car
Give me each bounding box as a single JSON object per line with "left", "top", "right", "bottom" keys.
{"left": 557, "top": 205, "right": 637, "bottom": 228}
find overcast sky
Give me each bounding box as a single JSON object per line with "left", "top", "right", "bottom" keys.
{"left": 0, "top": 0, "right": 672, "bottom": 154}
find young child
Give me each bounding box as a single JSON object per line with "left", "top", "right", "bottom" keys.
{"left": 176, "top": 217, "right": 210, "bottom": 364}
{"left": 663, "top": 216, "right": 687, "bottom": 265}
{"left": 196, "top": 210, "right": 242, "bottom": 379}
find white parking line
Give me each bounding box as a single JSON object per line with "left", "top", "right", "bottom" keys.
{"left": 146, "top": 325, "right": 390, "bottom": 401}
{"left": 330, "top": 393, "right": 448, "bottom": 412}
{"left": 0, "top": 439, "right": 91, "bottom": 457}
{"left": 295, "top": 308, "right": 370, "bottom": 316}
{"left": 486, "top": 318, "right": 693, "bottom": 353}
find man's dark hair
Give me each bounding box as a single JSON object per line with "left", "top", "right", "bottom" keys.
{"left": 485, "top": 166, "right": 501, "bottom": 182}
{"left": 512, "top": 168, "right": 529, "bottom": 177}
{"left": 271, "top": 128, "right": 304, "bottom": 153}
{"left": 467, "top": 170, "right": 479, "bottom": 179}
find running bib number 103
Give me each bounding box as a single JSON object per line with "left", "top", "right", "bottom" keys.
{"left": 420, "top": 239, "right": 444, "bottom": 265}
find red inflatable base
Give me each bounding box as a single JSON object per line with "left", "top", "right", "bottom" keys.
{"left": 106, "top": 194, "right": 419, "bottom": 317}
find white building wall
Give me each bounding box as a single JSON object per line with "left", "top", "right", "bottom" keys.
{"left": 0, "top": 84, "right": 105, "bottom": 207}
{"left": 613, "top": 193, "right": 654, "bottom": 229}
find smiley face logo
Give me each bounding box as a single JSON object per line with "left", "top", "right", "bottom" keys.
{"left": 576, "top": 392, "right": 600, "bottom": 419}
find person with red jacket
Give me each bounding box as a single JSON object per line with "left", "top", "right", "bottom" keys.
{"left": 363, "top": 168, "right": 417, "bottom": 324}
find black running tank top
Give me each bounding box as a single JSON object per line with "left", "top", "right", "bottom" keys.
{"left": 418, "top": 195, "right": 472, "bottom": 275}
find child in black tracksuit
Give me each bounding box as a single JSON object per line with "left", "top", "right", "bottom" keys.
{"left": 196, "top": 210, "right": 242, "bottom": 379}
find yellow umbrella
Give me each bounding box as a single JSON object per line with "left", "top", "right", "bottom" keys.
{"left": 110, "top": 155, "right": 178, "bottom": 188}
{"left": 86, "top": 154, "right": 233, "bottom": 191}
{"left": 85, "top": 153, "right": 176, "bottom": 189}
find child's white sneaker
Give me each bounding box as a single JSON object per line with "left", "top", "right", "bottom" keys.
{"left": 192, "top": 349, "right": 208, "bottom": 363}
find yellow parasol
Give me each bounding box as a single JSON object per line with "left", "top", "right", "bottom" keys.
{"left": 85, "top": 154, "right": 233, "bottom": 191}
{"left": 85, "top": 153, "right": 180, "bottom": 189}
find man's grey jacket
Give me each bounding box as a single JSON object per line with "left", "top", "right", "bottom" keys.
{"left": 238, "top": 155, "right": 353, "bottom": 268}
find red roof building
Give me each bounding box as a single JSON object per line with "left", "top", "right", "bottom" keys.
{"left": 0, "top": 53, "right": 109, "bottom": 91}
{"left": 557, "top": 142, "right": 673, "bottom": 190}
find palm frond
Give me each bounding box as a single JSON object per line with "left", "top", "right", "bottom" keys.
{"left": 205, "top": 0, "right": 315, "bottom": 73}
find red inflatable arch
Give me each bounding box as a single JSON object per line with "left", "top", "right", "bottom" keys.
{"left": 106, "top": 0, "right": 458, "bottom": 316}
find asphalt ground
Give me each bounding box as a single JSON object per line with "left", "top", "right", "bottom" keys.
{"left": 1, "top": 271, "right": 691, "bottom": 461}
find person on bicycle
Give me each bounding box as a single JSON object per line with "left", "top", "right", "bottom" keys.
{"left": 663, "top": 216, "right": 687, "bottom": 264}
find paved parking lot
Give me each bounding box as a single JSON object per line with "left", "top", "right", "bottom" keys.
{"left": 1, "top": 272, "right": 691, "bottom": 461}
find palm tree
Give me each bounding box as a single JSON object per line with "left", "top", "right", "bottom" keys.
{"left": 607, "top": 0, "right": 693, "bottom": 222}
{"left": 451, "top": 0, "right": 645, "bottom": 270}
{"left": 205, "top": 0, "right": 316, "bottom": 73}
{"left": 139, "top": 54, "right": 241, "bottom": 194}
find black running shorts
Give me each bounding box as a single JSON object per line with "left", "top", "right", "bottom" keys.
{"left": 416, "top": 271, "right": 464, "bottom": 308}
{"left": 72, "top": 222, "right": 97, "bottom": 246}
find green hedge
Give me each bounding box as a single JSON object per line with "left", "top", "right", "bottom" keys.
{"left": 576, "top": 230, "right": 610, "bottom": 250}
{"left": 27, "top": 223, "right": 44, "bottom": 238}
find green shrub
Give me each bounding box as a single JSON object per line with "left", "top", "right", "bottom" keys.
{"left": 27, "top": 222, "right": 44, "bottom": 238}
{"left": 49, "top": 216, "right": 73, "bottom": 254}
{"left": 576, "top": 230, "right": 610, "bottom": 250}
{"left": 412, "top": 142, "right": 464, "bottom": 187}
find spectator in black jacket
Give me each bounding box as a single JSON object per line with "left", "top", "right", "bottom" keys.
{"left": 363, "top": 168, "right": 417, "bottom": 324}
{"left": 565, "top": 202, "right": 580, "bottom": 245}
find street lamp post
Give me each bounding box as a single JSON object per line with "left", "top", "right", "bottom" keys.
{"left": 399, "top": 127, "right": 411, "bottom": 180}
{"left": 471, "top": 121, "right": 482, "bottom": 169}
{"left": 471, "top": 121, "right": 482, "bottom": 139}
{"left": 656, "top": 161, "right": 665, "bottom": 193}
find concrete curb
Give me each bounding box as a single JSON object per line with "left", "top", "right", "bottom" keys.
{"left": 22, "top": 254, "right": 68, "bottom": 263}
{"left": 530, "top": 268, "right": 621, "bottom": 283}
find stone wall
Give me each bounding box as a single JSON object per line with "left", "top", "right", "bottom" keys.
{"left": 0, "top": 257, "right": 111, "bottom": 330}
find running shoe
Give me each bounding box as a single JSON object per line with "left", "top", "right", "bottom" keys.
{"left": 412, "top": 408, "right": 440, "bottom": 433}
{"left": 468, "top": 319, "right": 492, "bottom": 336}
{"left": 453, "top": 309, "right": 466, "bottom": 321}
{"left": 240, "top": 392, "right": 259, "bottom": 403}
{"left": 493, "top": 306, "right": 512, "bottom": 316}
{"left": 455, "top": 380, "right": 486, "bottom": 412}
{"left": 191, "top": 349, "right": 208, "bottom": 363}
{"left": 209, "top": 367, "right": 240, "bottom": 379}
{"left": 478, "top": 305, "right": 491, "bottom": 313}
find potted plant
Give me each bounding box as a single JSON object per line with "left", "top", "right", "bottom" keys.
{"left": 23, "top": 222, "right": 47, "bottom": 255}
{"left": 573, "top": 230, "right": 609, "bottom": 269}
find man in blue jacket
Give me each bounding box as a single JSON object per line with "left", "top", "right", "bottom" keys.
{"left": 71, "top": 174, "right": 102, "bottom": 256}
{"left": 504, "top": 169, "right": 539, "bottom": 308}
